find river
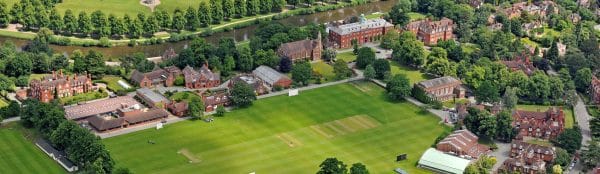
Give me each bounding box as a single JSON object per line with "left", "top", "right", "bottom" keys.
{"left": 0, "top": 0, "right": 397, "bottom": 58}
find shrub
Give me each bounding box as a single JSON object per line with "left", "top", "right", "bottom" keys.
{"left": 98, "top": 37, "right": 111, "bottom": 47}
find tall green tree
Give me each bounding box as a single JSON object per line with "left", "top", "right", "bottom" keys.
{"left": 48, "top": 8, "right": 63, "bottom": 32}
{"left": 553, "top": 127, "right": 583, "bottom": 154}
{"left": 373, "top": 59, "right": 390, "bottom": 79}
{"left": 502, "top": 87, "right": 518, "bottom": 109}
{"left": 333, "top": 60, "right": 352, "bottom": 80}
{"left": 9, "top": 3, "right": 21, "bottom": 24}
{"left": 185, "top": 6, "right": 199, "bottom": 30}
{"left": 291, "top": 61, "right": 313, "bottom": 86}
{"left": 222, "top": 0, "right": 234, "bottom": 20}
{"left": 77, "top": 11, "right": 93, "bottom": 35}
{"left": 260, "top": 0, "right": 273, "bottom": 14}
{"left": 108, "top": 14, "right": 125, "bottom": 36}
{"left": 386, "top": 74, "right": 411, "bottom": 101}
{"left": 237, "top": 46, "right": 254, "bottom": 72}
{"left": 363, "top": 64, "right": 375, "bottom": 80}
{"left": 574, "top": 68, "right": 592, "bottom": 93}
{"left": 475, "top": 80, "right": 500, "bottom": 103}
{"left": 0, "top": 2, "right": 11, "bottom": 27}
{"left": 246, "top": 0, "right": 260, "bottom": 16}
{"left": 496, "top": 111, "right": 515, "bottom": 142}
{"left": 580, "top": 140, "right": 600, "bottom": 170}
{"left": 349, "top": 163, "right": 369, "bottom": 174}
{"left": 317, "top": 158, "right": 347, "bottom": 174}
{"left": 91, "top": 10, "right": 110, "bottom": 37}
{"left": 356, "top": 47, "right": 375, "bottom": 69}
{"left": 230, "top": 82, "right": 256, "bottom": 107}
{"left": 171, "top": 10, "right": 185, "bottom": 32}
{"left": 210, "top": 0, "right": 224, "bottom": 24}
{"left": 234, "top": 0, "right": 247, "bottom": 18}
{"left": 197, "top": 2, "right": 212, "bottom": 27}
{"left": 392, "top": 32, "right": 425, "bottom": 67}
{"left": 144, "top": 15, "right": 160, "bottom": 35}
{"left": 63, "top": 10, "right": 77, "bottom": 35}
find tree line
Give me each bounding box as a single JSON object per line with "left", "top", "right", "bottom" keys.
{"left": 16, "top": 99, "right": 129, "bottom": 174}
{"left": 0, "top": 0, "right": 346, "bottom": 39}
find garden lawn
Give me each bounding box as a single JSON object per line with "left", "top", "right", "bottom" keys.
{"left": 516, "top": 105, "right": 574, "bottom": 128}
{"left": 100, "top": 76, "right": 133, "bottom": 92}
{"left": 312, "top": 61, "right": 335, "bottom": 82}
{"left": 104, "top": 82, "right": 448, "bottom": 174}
{"left": 169, "top": 91, "right": 202, "bottom": 103}
{"left": 0, "top": 98, "right": 8, "bottom": 108}
{"left": 54, "top": 0, "right": 150, "bottom": 17}
{"left": 390, "top": 61, "right": 430, "bottom": 84}
{"left": 408, "top": 12, "right": 426, "bottom": 21}
{"left": 60, "top": 90, "right": 108, "bottom": 105}
{"left": 337, "top": 51, "right": 356, "bottom": 62}
{"left": 0, "top": 123, "right": 65, "bottom": 174}
{"left": 29, "top": 73, "right": 51, "bottom": 81}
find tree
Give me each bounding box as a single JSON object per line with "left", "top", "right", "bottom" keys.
{"left": 260, "top": 0, "right": 273, "bottom": 14}
{"left": 91, "top": 10, "right": 109, "bottom": 37}
{"left": 0, "top": 100, "right": 20, "bottom": 119}
{"left": 291, "top": 61, "right": 312, "bottom": 86}
{"left": 553, "top": 148, "right": 570, "bottom": 167}
{"left": 352, "top": 39, "right": 359, "bottom": 55}
{"left": 185, "top": 7, "right": 199, "bottom": 30}
{"left": 77, "top": 11, "right": 93, "bottom": 36}
{"left": 222, "top": 0, "right": 234, "bottom": 20}
{"left": 356, "top": 47, "right": 375, "bottom": 69}
{"left": 495, "top": 111, "right": 514, "bottom": 142}
{"left": 574, "top": 68, "right": 592, "bottom": 93}
{"left": 380, "top": 31, "right": 398, "bottom": 49}
{"left": 425, "top": 58, "right": 456, "bottom": 77}
{"left": 198, "top": 2, "right": 212, "bottom": 27}
{"left": 387, "top": 2, "right": 410, "bottom": 26}
{"left": 63, "top": 10, "right": 77, "bottom": 35}
{"left": 48, "top": 9, "right": 63, "bottom": 31}
{"left": 246, "top": 0, "right": 260, "bottom": 16}
{"left": 254, "top": 49, "right": 279, "bottom": 68}
{"left": 372, "top": 59, "right": 390, "bottom": 79}
{"left": 552, "top": 127, "right": 583, "bottom": 154}
{"left": 475, "top": 80, "right": 500, "bottom": 103}
{"left": 215, "top": 105, "right": 226, "bottom": 116}
{"left": 210, "top": 0, "right": 224, "bottom": 24}
{"left": 279, "top": 57, "right": 292, "bottom": 73}
{"left": 233, "top": 0, "right": 246, "bottom": 18}
{"left": 49, "top": 121, "right": 77, "bottom": 150}
{"left": 237, "top": 46, "right": 254, "bottom": 72}
{"left": 171, "top": 10, "right": 186, "bottom": 32}
{"left": 322, "top": 49, "right": 337, "bottom": 62}
{"left": 502, "top": 87, "right": 518, "bottom": 109}
{"left": 363, "top": 64, "right": 375, "bottom": 80}
{"left": 392, "top": 32, "right": 425, "bottom": 67}
{"left": 221, "top": 55, "right": 235, "bottom": 76}
{"left": 317, "top": 158, "right": 347, "bottom": 174}
{"left": 349, "top": 163, "right": 369, "bottom": 174}
{"left": 592, "top": 116, "right": 600, "bottom": 139}
{"left": 333, "top": 60, "right": 352, "bottom": 80}
{"left": 144, "top": 15, "right": 160, "bottom": 35}
{"left": 108, "top": 14, "right": 125, "bottom": 37}
{"left": 5, "top": 55, "right": 33, "bottom": 77}
{"left": 230, "top": 82, "right": 256, "bottom": 107}
{"left": 386, "top": 74, "right": 411, "bottom": 101}
{"left": 552, "top": 165, "right": 562, "bottom": 174}
{"left": 580, "top": 140, "right": 600, "bottom": 170}
{"left": 188, "top": 99, "right": 204, "bottom": 120}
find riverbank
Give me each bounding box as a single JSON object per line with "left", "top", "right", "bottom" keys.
{"left": 0, "top": 0, "right": 376, "bottom": 47}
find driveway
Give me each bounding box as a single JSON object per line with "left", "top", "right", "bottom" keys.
{"left": 490, "top": 141, "right": 511, "bottom": 172}
{"left": 569, "top": 96, "right": 593, "bottom": 174}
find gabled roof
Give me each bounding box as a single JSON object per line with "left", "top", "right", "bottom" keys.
{"left": 417, "top": 76, "right": 461, "bottom": 89}
{"left": 124, "top": 108, "right": 169, "bottom": 124}
{"left": 328, "top": 18, "right": 393, "bottom": 35}
{"left": 130, "top": 68, "right": 170, "bottom": 84}
{"left": 252, "top": 66, "right": 290, "bottom": 86}
{"left": 136, "top": 88, "right": 169, "bottom": 104}
{"left": 182, "top": 65, "right": 220, "bottom": 83}
{"left": 88, "top": 116, "right": 125, "bottom": 131}
{"left": 418, "top": 148, "right": 471, "bottom": 174}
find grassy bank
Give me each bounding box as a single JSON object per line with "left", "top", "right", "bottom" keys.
{"left": 0, "top": 123, "right": 65, "bottom": 174}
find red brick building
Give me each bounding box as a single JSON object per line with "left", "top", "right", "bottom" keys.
{"left": 166, "top": 101, "right": 188, "bottom": 117}
{"left": 327, "top": 16, "right": 394, "bottom": 49}
{"left": 436, "top": 129, "right": 490, "bottom": 159}
{"left": 512, "top": 107, "right": 565, "bottom": 140}
{"left": 277, "top": 33, "right": 322, "bottom": 62}
{"left": 404, "top": 18, "right": 454, "bottom": 45}
{"left": 28, "top": 70, "right": 95, "bottom": 103}
{"left": 182, "top": 65, "right": 220, "bottom": 89}
{"left": 130, "top": 66, "right": 180, "bottom": 88}
{"left": 201, "top": 89, "right": 230, "bottom": 112}
{"left": 252, "top": 65, "right": 292, "bottom": 88}
{"left": 591, "top": 76, "right": 600, "bottom": 104}
{"left": 415, "top": 76, "right": 465, "bottom": 101}
{"left": 502, "top": 53, "right": 536, "bottom": 76}
{"left": 229, "top": 74, "right": 269, "bottom": 95}
{"left": 502, "top": 141, "right": 555, "bottom": 174}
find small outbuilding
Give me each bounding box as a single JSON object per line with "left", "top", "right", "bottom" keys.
{"left": 252, "top": 65, "right": 292, "bottom": 88}
{"left": 417, "top": 148, "right": 471, "bottom": 174}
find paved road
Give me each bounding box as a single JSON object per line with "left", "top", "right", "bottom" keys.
{"left": 490, "top": 141, "right": 512, "bottom": 172}
{"left": 569, "top": 95, "right": 593, "bottom": 174}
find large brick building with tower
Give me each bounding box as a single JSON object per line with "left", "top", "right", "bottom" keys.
{"left": 404, "top": 18, "right": 454, "bottom": 45}
{"left": 415, "top": 76, "right": 465, "bottom": 101}
{"left": 277, "top": 33, "right": 323, "bottom": 62}
{"left": 28, "top": 70, "right": 95, "bottom": 103}
{"left": 327, "top": 15, "right": 394, "bottom": 49}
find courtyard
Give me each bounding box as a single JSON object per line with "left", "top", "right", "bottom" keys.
{"left": 103, "top": 82, "right": 449, "bottom": 173}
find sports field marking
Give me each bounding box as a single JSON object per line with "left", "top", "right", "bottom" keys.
{"left": 351, "top": 82, "right": 372, "bottom": 93}
{"left": 276, "top": 133, "right": 303, "bottom": 148}
{"left": 310, "top": 125, "right": 334, "bottom": 138}
{"left": 347, "top": 116, "right": 372, "bottom": 129}
{"left": 334, "top": 120, "right": 356, "bottom": 132}
{"left": 323, "top": 122, "right": 347, "bottom": 135}
{"left": 178, "top": 148, "right": 201, "bottom": 163}
{"left": 355, "top": 116, "right": 380, "bottom": 128}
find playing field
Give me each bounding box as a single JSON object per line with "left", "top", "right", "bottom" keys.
{"left": 104, "top": 82, "right": 448, "bottom": 174}
{"left": 0, "top": 123, "right": 65, "bottom": 174}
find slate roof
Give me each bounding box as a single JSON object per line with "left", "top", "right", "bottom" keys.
{"left": 137, "top": 88, "right": 169, "bottom": 104}
{"left": 328, "top": 18, "right": 393, "bottom": 35}
{"left": 182, "top": 65, "right": 220, "bottom": 83}
{"left": 130, "top": 69, "right": 169, "bottom": 84}
{"left": 124, "top": 108, "right": 169, "bottom": 124}
{"left": 417, "top": 76, "right": 461, "bottom": 89}
{"left": 278, "top": 39, "right": 320, "bottom": 56}
{"left": 437, "top": 130, "right": 489, "bottom": 158}
{"left": 35, "top": 138, "right": 78, "bottom": 171}
{"left": 87, "top": 116, "right": 125, "bottom": 131}
{"left": 252, "top": 66, "right": 290, "bottom": 86}
{"left": 64, "top": 96, "right": 141, "bottom": 120}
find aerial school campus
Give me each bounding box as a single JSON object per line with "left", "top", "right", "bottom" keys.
{"left": 1, "top": 0, "right": 600, "bottom": 174}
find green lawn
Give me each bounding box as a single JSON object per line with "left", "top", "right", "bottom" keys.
{"left": 28, "top": 74, "right": 51, "bottom": 81}
{"left": 407, "top": 12, "right": 426, "bottom": 21}
{"left": 169, "top": 91, "right": 202, "bottom": 103}
{"left": 312, "top": 61, "right": 335, "bottom": 82}
{"left": 0, "top": 98, "right": 8, "bottom": 108}
{"left": 0, "top": 123, "right": 65, "bottom": 174}
{"left": 588, "top": 106, "right": 600, "bottom": 117}
{"left": 516, "top": 105, "right": 574, "bottom": 128}
{"left": 390, "top": 61, "right": 430, "bottom": 84}
{"left": 461, "top": 43, "right": 479, "bottom": 55}
{"left": 442, "top": 99, "right": 469, "bottom": 108}
{"left": 104, "top": 82, "right": 448, "bottom": 174}
{"left": 59, "top": 90, "right": 108, "bottom": 105}
{"left": 525, "top": 138, "right": 552, "bottom": 147}
{"left": 337, "top": 52, "right": 357, "bottom": 62}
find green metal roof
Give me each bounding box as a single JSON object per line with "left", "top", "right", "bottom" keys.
{"left": 418, "top": 148, "right": 472, "bottom": 174}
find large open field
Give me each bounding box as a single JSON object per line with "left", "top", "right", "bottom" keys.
{"left": 104, "top": 82, "right": 448, "bottom": 174}
{"left": 6, "top": 0, "right": 205, "bottom": 16}
{"left": 0, "top": 123, "right": 65, "bottom": 174}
